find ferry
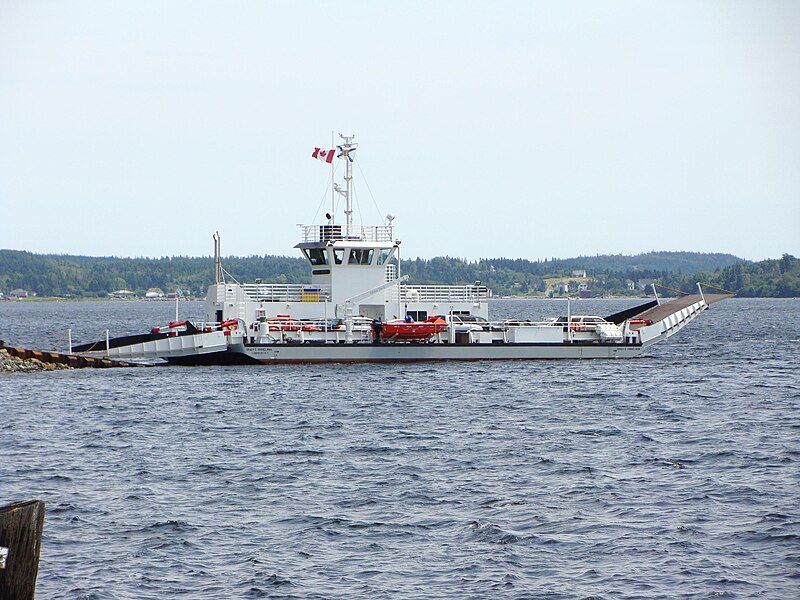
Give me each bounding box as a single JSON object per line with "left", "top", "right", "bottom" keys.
{"left": 73, "top": 134, "right": 730, "bottom": 364}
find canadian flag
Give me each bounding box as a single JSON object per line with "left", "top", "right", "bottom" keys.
{"left": 312, "top": 147, "right": 335, "bottom": 164}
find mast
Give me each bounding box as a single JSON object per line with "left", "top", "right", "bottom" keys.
{"left": 338, "top": 133, "right": 356, "bottom": 237}
{"left": 213, "top": 231, "right": 223, "bottom": 284}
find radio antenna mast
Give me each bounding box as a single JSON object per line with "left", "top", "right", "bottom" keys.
{"left": 213, "top": 231, "right": 224, "bottom": 284}
{"left": 338, "top": 133, "right": 357, "bottom": 237}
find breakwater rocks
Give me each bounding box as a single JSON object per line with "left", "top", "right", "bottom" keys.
{"left": 0, "top": 348, "right": 71, "bottom": 373}
{"left": 0, "top": 344, "right": 143, "bottom": 370}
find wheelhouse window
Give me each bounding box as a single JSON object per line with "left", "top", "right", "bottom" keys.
{"left": 377, "top": 248, "right": 394, "bottom": 265}
{"left": 333, "top": 249, "right": 344, "bottom": 264}
{"left": 348, "top": 248, "right": 374, "bottom": 265}
{"left": 303, "top": 248, "right": 328, "bottom": 266}
{"left": 406, "top": 310, "right": 428, "bottom": 322}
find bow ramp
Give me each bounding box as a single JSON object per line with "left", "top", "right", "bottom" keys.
{"left": 72, "top": 329, "right": 232, "bottom": 361}
{"left": 619, "top": 293, "right": 732, "bottom": 347}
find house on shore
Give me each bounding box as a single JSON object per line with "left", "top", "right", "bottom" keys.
{"left": 145, "top": 287, "right": 165, "bottom": 299}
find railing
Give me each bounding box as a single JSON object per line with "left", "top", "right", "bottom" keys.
{"left": 299, "top": 224, "right": 394, "bottom": 243}
{"left": 393, "top": 284, "right": 492, "bottom": 302}
{"left": 359, "top": 225, "right": 394, "bottom": 242}
{"left": 240, "top": 284, "right": 332, "bottom": 302}
{"left": 252, "top": 317, "right": 374, "bottom": 343}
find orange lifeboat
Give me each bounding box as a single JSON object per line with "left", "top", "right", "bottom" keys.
{"left": 380, "top": 317, "right": 447, "bottom": 341}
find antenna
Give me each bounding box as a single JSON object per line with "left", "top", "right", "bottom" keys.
{"left": 330, "top": 129, "right": 335, "bottom": 225}
{"left": 338, "top": 133, "right": 357, "bottom": 237}
{"left": 213, "top": 231, "right": 224, "bottom": 284}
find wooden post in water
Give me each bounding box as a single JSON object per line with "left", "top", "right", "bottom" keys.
{"left": 0, "top": 500, "right": 45, "bottom": 600}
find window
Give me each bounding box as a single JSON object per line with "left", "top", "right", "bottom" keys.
{"left": 459, "top": 315, "right": 487, "bottom": 323}
{"left": 333, "top": 249, "right": 344, "bottom": 264}
{"left": 303, "top": 248, "right": 328, "bottom": 266}
{"left": 348, "top": 248, "right": 374, "bottom": 265}
{"left": 406, "top": 310, "right": 428, "bottom": 322}
{"left": 377, "top": 248, "right": 393, "bottom": 265}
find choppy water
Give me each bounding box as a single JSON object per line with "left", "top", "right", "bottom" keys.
{"left": 1, "top": 298, "right": 799, "bottom": 598}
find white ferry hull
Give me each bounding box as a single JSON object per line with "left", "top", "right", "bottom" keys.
{"left": 77, "top": 295, "right": 729, "bottom": 366}
{"left": 230, "top": 342, "right": 645, "bottom": 363}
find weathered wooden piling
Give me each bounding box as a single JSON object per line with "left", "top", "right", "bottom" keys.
{"left": 0, "top": 500, "right": 45, "bottom": 600}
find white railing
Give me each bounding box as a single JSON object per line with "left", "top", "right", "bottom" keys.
{"left": 253, "top": 317, "right": 374, "bottom": 343}
{"left": 359, "top": 225, "right": 394, "bottom": 242}
{"left": 240, "top": 284, "right": 332, "bottom": 302}
{"left": 393, "top": 284, "right": 492, "bottom": 302}
{"left": 300, "top": 225, "right": 341, "bottom": 243}
{"left": 299, "top": 224, "right": 394, "bottom": 243}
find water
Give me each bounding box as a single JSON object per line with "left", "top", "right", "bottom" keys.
{"left": 1, "top": 299, "right": 798, "bottom": 598}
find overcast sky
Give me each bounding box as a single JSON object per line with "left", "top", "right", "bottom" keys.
{"left": 1, "top": 1, "right": 798, "bottom": 260}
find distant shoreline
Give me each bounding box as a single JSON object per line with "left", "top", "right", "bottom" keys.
{"left": 3, "top": 295, "right": 793, "bottom": 304}
{"left": 1, "top": 297, "right": 200, "bottom": 303}
{"left": 3, "top": 249, "right": 797, "bottom": 298}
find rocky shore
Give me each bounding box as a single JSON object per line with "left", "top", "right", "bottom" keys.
{"left": 0, "top": 348, "right": 71, "bottom": 373}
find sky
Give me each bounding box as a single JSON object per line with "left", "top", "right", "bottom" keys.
{"left": 1, "top": 1, "right": 798, "bottom": 261}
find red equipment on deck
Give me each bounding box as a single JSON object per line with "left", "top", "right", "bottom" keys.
{"left": 380, "top": 317, "right": 447, "bottom": 341}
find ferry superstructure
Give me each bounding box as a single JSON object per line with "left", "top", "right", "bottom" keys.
{"left": 73, "top": 134, "right": 730, "bottom": 364}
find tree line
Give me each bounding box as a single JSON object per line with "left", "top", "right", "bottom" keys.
{"left": 0, "top": 249, "right": 797, "bottom": 298}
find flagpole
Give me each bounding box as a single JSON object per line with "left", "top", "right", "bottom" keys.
{"left": 331, "top": 130, "right": 335, "bottom": 223}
